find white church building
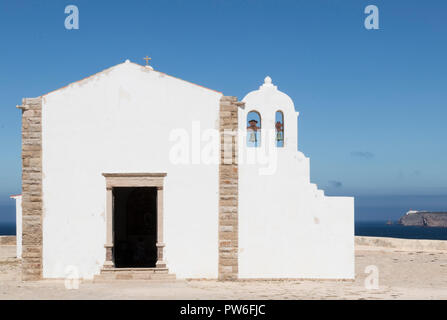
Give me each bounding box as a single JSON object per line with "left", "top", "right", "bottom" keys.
{"left": 13, "top": 60, "right": 354, "bottom": 281}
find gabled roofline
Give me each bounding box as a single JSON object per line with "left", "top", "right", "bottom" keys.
{"left": 39, "top": 60, "right": 222, "bottom": 98}
{"left": 130, "top": 62, "right": 222, "bottom": 94}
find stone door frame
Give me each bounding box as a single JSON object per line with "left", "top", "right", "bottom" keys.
{"left": 102, "top": 173, "right": 167, "bottom": 270}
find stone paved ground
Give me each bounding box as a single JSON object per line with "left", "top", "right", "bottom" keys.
{"left": 1, "top": 245, "right": 447, "bottom": 299}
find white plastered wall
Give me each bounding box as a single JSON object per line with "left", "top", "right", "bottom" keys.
{"left": 41, "top": 61, "right": 222, "bottom": 279}
{"left": 238, "top": 77, "right": 354, "bottom": 279}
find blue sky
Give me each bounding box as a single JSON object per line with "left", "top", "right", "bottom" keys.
{"left": 0, "top": 0, "right": 446, "bottom": 223}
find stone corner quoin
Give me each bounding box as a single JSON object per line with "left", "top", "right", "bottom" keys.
{"left": 19, "top": 97, "right": 43, "bottom": 281}
{"left": 218, "top": 96, "right": 244, "bottom": 280}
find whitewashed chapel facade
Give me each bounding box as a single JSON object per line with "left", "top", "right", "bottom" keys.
{"left": 14, "top": 60, "right": 354, "bottom": 281}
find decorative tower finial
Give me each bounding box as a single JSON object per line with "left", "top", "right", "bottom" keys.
{"left": 264, "top": 76, "right": 272, "bottom": 84}
{"left": 260, "top": 75, "right": 277, "bottom": 90}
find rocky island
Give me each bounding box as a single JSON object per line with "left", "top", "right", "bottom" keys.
{"left": 399, "top": 210, "right": 447, "bottom": 227}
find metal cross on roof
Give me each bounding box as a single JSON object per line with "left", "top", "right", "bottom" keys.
{"left": 143, "top": 56, "right": 152, "bottom": 66}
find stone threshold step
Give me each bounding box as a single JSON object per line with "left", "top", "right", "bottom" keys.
{"left": 94, "top": 273, "right": 176, "bottom": 282}
{"left": 94, "top": 279, "right": 177, "bottom": 283}
{"left": 101, "top": 267, "right": 169, "bottom": 273}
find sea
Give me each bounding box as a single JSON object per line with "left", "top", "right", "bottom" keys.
{"left": 355, "top": 221, "right": 447, "bottom": 240}
{"left": 1, "top": 220, "right": 447, "bottom": 240}
{"left": 0, "top": 222, "right": 16, "bottom": 236}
